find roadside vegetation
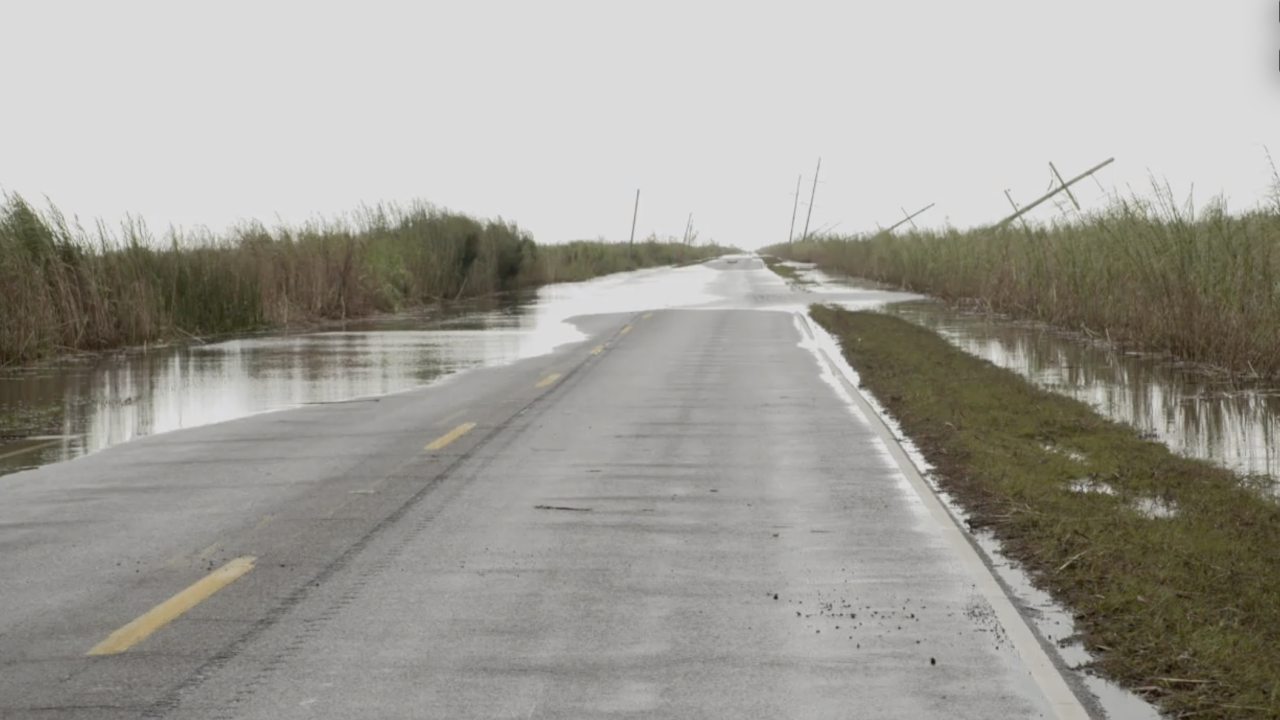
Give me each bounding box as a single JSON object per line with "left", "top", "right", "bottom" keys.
{"left": 761, "top": 256, "right": 809, "bottom": 284}
{"left": 766, "top": 182, "right": 1280, "bottom": 378}
{"left": 0, "top": 194, "right": 731, "bottom": 366}
{"left": 810, "top": 305, "right": 1280, "bottom": 718}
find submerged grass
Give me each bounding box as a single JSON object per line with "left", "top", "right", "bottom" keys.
{"left": 810, "top": 305, "right": 1280, "bottom": 718}
{"left": 0, "top": 195, "right": 732, "bottom": 366}
{"left": 760, "top": 256, "right": 809, "bottom": 284}
{"left": 766, "top": 187, "right": 1280, "bottom": 378}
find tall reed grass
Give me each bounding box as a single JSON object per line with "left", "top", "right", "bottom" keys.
{"left": 0, "top": 195, "right": 731, "bottom": 366}
{"left": 767, "top": 184, "right": 1280, "bottom": 377}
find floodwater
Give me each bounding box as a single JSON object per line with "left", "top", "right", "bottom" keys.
{"left": 887, "top": 299, "right": 1280, "bottom": 485}
{"left": 788, "top": 263, "right": 1280, "bottom": 486}
{"left": 0, "top": 264, "right": 727, "bottom": 477}
{"left": 1, "top": 256, "right": 1174, "bottom": 716}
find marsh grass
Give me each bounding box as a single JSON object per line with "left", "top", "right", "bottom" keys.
{"left": 812, "top": 306, "right": 1280, "bottom": 718}
{"left": 767, "top": 185, "right": 1280, "bottom": 378}
{"left": 0, "top": 195, "right": 731, "bottom": 366}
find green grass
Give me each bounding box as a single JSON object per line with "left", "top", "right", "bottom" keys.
{"left": 764, "top": 186, "right": 1280, "bottom": 378}
{"left": 0, "top": 195, "right": 734, "bottom": 366}
{"left": 810, "top": 305, "right": 1280, "bottom": 718}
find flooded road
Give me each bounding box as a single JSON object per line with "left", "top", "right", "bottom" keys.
{"left": 1, "top": 256, "right": 1165, "bottom": 719}
{"left": 0, "top": 296, "right": 528, "bottom": 476}
{"left": 0, "top": 265, "right": 724, "bottom": 478}
{"left": 787, "top": 263, "right": 1280, "bottom": 486}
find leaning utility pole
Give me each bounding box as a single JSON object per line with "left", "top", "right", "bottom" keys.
{"left": 788, "top": 174, "right": 801, "bottom": 243}
{"left": 995, "top": 157, "right": 1114, "bottom": 229}
{"left": 629, "top": 188, "right": 641, "bottom": 244}
{"left": 881, "top": 202, "right": 935, "bottom": 234}
{"left": 801, "top": 158, "right": 821, "bottom": 241}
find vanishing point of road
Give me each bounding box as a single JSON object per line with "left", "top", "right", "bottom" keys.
{"left": 0, "top": 257, "right": 1092, "bottom": 719}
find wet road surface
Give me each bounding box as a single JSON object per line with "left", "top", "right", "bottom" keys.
{"left": 1, "top": 257, "right": 1079, "bottom": 718}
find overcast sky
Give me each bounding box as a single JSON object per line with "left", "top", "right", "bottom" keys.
{"left": 3, "top": 1, "right": 1278, "bottom": 249}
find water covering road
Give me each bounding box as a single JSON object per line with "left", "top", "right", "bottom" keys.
{"left": 2, "top": 257, "right": 1108, "bottom": 719}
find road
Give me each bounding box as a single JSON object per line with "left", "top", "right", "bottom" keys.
{"left": 0, "top": 257, "right": 1082, "bottom": 719}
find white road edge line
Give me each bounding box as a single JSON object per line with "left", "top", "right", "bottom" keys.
{"left": 795, "top": 310, "right": 1091, "bottom": 720}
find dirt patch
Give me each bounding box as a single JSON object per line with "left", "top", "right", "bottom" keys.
{"left": 809, "top": 304, "right": 1280, "bottom": 719}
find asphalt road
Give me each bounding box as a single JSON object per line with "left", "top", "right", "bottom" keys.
{"left": 1, "top": 257, "right": 1074, "bottom": 719}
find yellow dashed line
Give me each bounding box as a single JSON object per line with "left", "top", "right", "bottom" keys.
{"left": 426, "top": 422, "right": 476, "bottom": 450}
{"left": 643, "top": 313, "right": 653, "bottom": 319}
{"left": 535, "top": 373, "right": 561, "bottom": 388}
{"left": 590, "top": 344, "right": 605, "bottom": 355}
{"left": 87, "top": 557, "right": 257, "bottom": 656}
{"left": 620, "top": 325, "right": 631, "bottom": 335}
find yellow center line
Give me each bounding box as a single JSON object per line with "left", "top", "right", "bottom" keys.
{"left": 620, "top": 325, "right": 632, "bottom": 335}
{"left": 535, "top": 373, "right": 561, "bottom": 388}
{"left": 87, "top": 556, "right": 256, "bottom": 656}
{"left": 589, "top": 344, "right": 605, "bottom": 355}
{"left": 642, "top": 313, "right": 653, "bottom": 319}
{"left": 425, "top": 422, "right": 476, "bottom": 450}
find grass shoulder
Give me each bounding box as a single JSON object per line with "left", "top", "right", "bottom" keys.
{"left": 809, "top": 304, "right": 1280, "bottom": 719}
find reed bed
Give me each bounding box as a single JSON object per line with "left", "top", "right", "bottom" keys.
{"left": 767, "top": 185, "right": 1280, "bottom": 377}
{"left": 0, "top": 195, "right": 730, "bottom": 365}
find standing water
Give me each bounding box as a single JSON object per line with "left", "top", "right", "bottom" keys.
{"left": 788, "top": 263, "right": 1280, "bottom": 485}
{"left": 0, "top": 264, "right": 730, "bottom": 477}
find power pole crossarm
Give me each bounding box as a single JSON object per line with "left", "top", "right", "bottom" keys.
{"left": 1049, "top": 161, "right": 1081, "bottom": 210}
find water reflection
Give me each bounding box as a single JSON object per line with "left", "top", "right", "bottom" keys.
{"left": 0, "top": 263, "right": 732, "bottom": 477}
{"left": 0, "top": 293, "right": 558, "bottom": 476}
{"left": 885, "top": 300, "right": 1280, "bottom": 481}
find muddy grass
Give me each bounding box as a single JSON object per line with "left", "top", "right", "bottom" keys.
{"left": 809, "top": 305, "right": 1280, "bottom": 719}
{"left": 762, "top": 256, "right": 813, "bottom": 284}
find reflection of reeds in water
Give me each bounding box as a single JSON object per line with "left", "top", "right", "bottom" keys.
{"left": 886, "top": 301, "right": 1280, "bottom": 481}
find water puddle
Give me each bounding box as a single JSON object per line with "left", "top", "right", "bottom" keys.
{"left": 1067, "top": 478, "right": 1117, "bottom": 496}
{"left": 0, "top": 263, "right": 730, "bottom": 477}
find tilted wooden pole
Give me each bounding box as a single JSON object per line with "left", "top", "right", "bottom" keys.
{"left": 788, "top": 174, "right": 801, "bottom": 243}
{"left": 801, "top": 158, "right": 820, "bottom": 241}
{"left": 883, "top": 202, "right": 935, "bottom": 234}
{"left": 995, "top": 157, "right": 1114, "bottom": 229}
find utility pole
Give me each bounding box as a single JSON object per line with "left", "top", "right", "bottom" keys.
{"left": 629, "top": 188, "right": 640, "bottom": 244}
{"left": 683, "top": 213, "right": 693, "bottom": 245}
{"left": 801, "top": 157, "right": 821, "bottom": 241}
{"left": 995, "top": 157, "right": 1114, "bottom": 229}
{"left": 788, "top": 174, "right": 801, "bottom": 243}
{"left": 881, "top": 203, "right": 935, "bottom": 234}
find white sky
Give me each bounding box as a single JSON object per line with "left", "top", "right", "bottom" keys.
{"left": 2, "top": 1, "right": 1278, "bottom": 249}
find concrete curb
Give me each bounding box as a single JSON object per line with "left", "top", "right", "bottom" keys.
{"left": 796, "top": 310, "right": 1092, "bottom": 720}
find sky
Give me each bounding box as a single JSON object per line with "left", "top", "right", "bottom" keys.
{"left": 2, "top": 1, "right": 1278, "bottom": 249}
